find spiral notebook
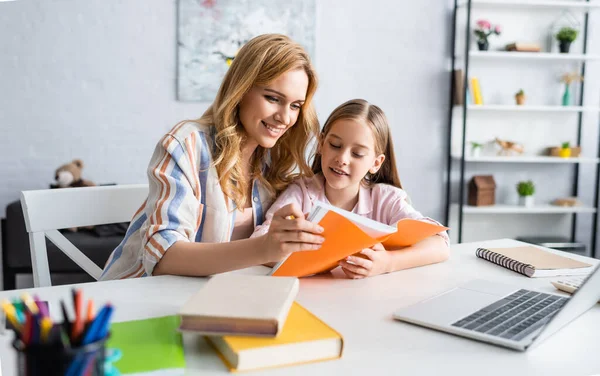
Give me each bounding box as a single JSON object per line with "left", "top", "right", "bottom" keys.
{"left": 475, "top": 246, "right": 593, "bottom": 278}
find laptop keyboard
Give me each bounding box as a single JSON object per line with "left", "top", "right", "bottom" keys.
{"left": 451, "top": 289, "right": 568, "bottom": 341}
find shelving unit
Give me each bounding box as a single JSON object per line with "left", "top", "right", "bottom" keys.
{"left": 452, "top": 203, "right": 597, "bottom": 214}
{"left": 459, "top": 104, "right": 600, "bottom": 112}
{"left": 457, "top": 0, "right": 600, "bottom": 10}
{"left": 445, "top": 0, "right": 600, "bottom": 258}
{"left": 451, "top": 155, "right": 600, "bottom": 163}
{"left": 459, "top": 51, "right": 600, "bottom": 61}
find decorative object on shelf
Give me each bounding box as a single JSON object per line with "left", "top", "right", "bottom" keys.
{"left": 495, "top": 137, "right": 524, "bottom": 156}
{"left": 515, "top": 89, "right": 526, "bottom": 105}
{"left": 470, "top": 77, "right": 483, "bottom": 105}
{"left": 547, "top": 10, "right": 580, "bottom": 53}
{"left": 468, "top": 175, "right": 496, "bottom": 206}
{"left": 474, "top": 19, "right": 501, "bottom": 51}
{"left": 556, "top": 26, "right": 578, "bottom": 53}
{"left": 559, "top": 141, "right": 572, "bottom": 158}
{"left": 470, "top": 141, "right": 483, "bottom": 158}
{"left": 548, "top": 145, "right": 581, "bottom": 157}
{"left": 516, "top": 180, "right": 535, "bottom": 207}
{"left": 505, "top": 42, "right": 541, "bottom": 52}
{"left": 560, "top": 72, "right": 583, "bottom": 106}
{"left": 552, "top": 197, "right": 581, "bottom": 207}
{"left": 453, "top": 69, "right": 465, "bottom": 105}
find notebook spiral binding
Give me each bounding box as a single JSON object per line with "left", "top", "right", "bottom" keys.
{"left": 476, "top": 248, "right": 535, "bottom": 277}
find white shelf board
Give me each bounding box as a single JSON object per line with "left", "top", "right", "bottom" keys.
{"left": 458, "top": 51, "right": 600, "bottom": 61}
{"left": 452, "top": 203, "right": 597, "bottom": 214}
{"left": 456, "top": 105, "right": 600, "bottom": 112}
{"left": 457, "top": 0, "right": 600, "bottom": 10}
{"left": 451, "top": 155, "right": 600, "bottom": 163}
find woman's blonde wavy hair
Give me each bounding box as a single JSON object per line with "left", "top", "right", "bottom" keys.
{"left": 311, "top": 99, "right": 402, "bottom": 189}
{"left": 197, "top": 34, "right": 319, "bottom": 210}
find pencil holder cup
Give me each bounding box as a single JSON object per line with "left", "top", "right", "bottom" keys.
{"left": 13, "top": 335, "right": 108, "bottom": 376}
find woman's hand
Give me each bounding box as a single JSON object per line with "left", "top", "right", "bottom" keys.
{"left": 260, "top": 203, "right": 325, "bottom": 263}
{"left": 339, "top": 243, "right": 391, "bottom": 279}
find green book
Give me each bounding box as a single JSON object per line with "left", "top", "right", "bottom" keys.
{"left": 106, "top": 315, "right": 186, "bottom": 374}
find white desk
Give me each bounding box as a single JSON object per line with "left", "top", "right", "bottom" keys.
{"left": 1, "top": 239, "right": 599, "bottom": 375}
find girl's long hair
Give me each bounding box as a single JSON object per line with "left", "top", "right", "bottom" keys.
{"left": 196, "top": 34, "right": 319, "bottom": 209}
{"left": 311, "top": 99, "right": 402, "bottom": 189}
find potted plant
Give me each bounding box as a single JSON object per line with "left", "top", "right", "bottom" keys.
{"left": 516, "top": 180, "right": 535, "bottom": 207}
{"left": 474, "top": 19, "right": 501, "bottom": 51}
{"left": 556, "top": 27, "right": 578, "bottom": 53}
{"left": 559, "top": 141, "right": 571, "bottom": 158}
{"left": 560, "top": 72, "right": 583, "bottom": 106}
{"left": 515, "top": 89, "right": 525, "bottom": 105}
{"left": 470, "top": 141, "right": 483, "bottom": 158}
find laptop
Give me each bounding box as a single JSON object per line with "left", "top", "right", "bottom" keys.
{"left": 393, "top": 264, "right": 600, "bottom": 351}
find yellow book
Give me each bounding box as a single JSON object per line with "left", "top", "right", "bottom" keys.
{"left": 471, "top": 77, "right": 483, "bottom": 105}
{"left": 206, "top": 302, "right": 344, "bottom": 372}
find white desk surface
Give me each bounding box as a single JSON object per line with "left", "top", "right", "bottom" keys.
{"left": 1, "top": 239, "right": 599, "bottom": 375}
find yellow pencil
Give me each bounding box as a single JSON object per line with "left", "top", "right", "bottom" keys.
{"left": 40, "top": 317, "right": 53, "bottom": 342}
{"left": 21, "top": 293, "right": 39, "bottom": 315}
{"left": 1, "top": 299, "right": 22, "bottom": 331}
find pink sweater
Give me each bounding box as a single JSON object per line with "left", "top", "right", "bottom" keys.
{"left": 252, "top": 174, "right": 449, "bottom": 244}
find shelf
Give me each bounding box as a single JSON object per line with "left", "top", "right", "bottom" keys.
{"left": 457, "top": 0, "right": 600, "bottom": 10}
{"left": 451, "top": 155, "right": 600, "bottom": 163}
{"left": 459, "top": 51, "right": 600, "bottom": 61}
{"left": 456, "top": 105, "right": 600, "bottom": 112}
{"left": 452, "top": 203, "right": 597, "bottom": 214}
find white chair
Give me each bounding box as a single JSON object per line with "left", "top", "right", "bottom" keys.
{"left": 20, "top": 184, "right": 149, "bottom": 287}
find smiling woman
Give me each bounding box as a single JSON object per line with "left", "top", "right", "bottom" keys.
{"left": 100, "top": 34, "right": 326, "bottom": 280}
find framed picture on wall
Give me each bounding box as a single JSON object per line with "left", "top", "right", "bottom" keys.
{"left": 177, "top": 0, "right": 316, "bottom": 102}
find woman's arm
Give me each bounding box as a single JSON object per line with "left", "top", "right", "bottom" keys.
{"left": 153, "top": 237, "right": 269, "bottom": 276}
{"left": 153, "top": 203, "right": 324, "bottom": 276}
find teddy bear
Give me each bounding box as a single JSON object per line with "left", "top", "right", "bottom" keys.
{"left": 51, "top": 159, "right": 96, "bottom": 189}
{"left": 50, "top": 159, "right": 96, "bottom": 231}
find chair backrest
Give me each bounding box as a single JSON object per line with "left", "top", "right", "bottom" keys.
{"left": 20, "top": 184, "right": 149, "bottom": 287}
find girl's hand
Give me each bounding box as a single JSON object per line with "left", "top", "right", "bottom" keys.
{"left": 339, "top": 243, "right": 391, "bottom": 279}
{"left": 261, "top": 203, "right": 325, "bottom": 263}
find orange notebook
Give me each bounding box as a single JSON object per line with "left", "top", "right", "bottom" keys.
{"left": 206, "top": 301, "right": 343, "bottom": 372}
{"left": 271, "top": 201, "right": 448, "bottom": 277}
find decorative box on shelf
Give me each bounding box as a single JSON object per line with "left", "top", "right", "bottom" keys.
{"left": 468, "top": 175, "right": 496, "bottom": 206}
{"left": 548, "top": 146, "right": 581, "bottom": 157}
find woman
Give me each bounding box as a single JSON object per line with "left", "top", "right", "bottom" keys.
{"left": 101, "top": 34, "right": 325, "bottom": 279}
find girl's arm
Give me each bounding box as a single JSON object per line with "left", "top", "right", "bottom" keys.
{"left": 385, "top": 234, "right": 450, "bottom": 272}
{"left": 339, "top": 235, "right": 449, "bottom": 279}
{"left": 252, "top": 179, "right": 310, "bottom": 238}
{"left": 339, "top": 186, "right": 449, "bottom": 279}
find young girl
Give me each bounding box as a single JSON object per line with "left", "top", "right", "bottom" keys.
{"left": 252, "top": 99, "right": 449, "bottom": 279}
{"left": 101, "top": 34, "right": 326, "bottom": 280}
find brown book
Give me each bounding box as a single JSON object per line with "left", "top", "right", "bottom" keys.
{"left": 476, "top": 246, "right": 593, "bottom": 278}
{"left": 505, "top": 42, "right": 541, "bottom": 52}
{"left": 453, "top": 69, "right": 464, "bottom": 105}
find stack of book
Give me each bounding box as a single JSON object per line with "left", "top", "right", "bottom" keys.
{"left": 179, "top": 274, "right": 343, "bottom": 372}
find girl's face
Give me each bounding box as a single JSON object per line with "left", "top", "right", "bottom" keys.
{"left": 320, "top": 119, "right": 385, "bottom": 193}
{"left": 238, "top": 68, "right": 309, "bottom": 150}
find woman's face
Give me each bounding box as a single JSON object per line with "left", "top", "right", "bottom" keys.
{"left": 238, "top": 68, "right": 309, "bottom": 150}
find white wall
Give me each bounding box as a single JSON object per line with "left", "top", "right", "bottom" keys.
{"left": 0, "top": 0, "right": 451, "bottom": 220}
